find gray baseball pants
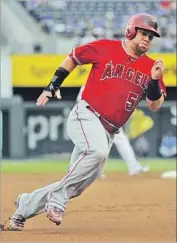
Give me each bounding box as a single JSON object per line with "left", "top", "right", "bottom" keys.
{"left": 16, "top": 100, "right": 114, "bottom": 219}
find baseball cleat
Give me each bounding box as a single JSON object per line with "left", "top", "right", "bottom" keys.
{"left": 46, "top": 206, "right": 63, "bottom": 225}
{"left": 9, "top": 214, "right": 25, "bottom": 231}
{"left": 9, "top": 193, "right": 27, "bottom": 231}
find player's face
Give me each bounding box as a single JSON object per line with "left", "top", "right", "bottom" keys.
{"left": 132, "top": 28, "right": 155, "bottom": 55}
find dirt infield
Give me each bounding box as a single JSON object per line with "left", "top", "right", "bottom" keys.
{"left": 1, "top": 172, "right": 176, "bottom": 242}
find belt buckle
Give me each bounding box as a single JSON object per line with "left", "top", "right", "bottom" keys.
{"left": 107, "top": 123, "right": 119, "bottom": 134}
{"left": 112, "top": 127, "right": 119, "bottom": 134}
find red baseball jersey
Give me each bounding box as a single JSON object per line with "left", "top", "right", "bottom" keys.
{"left": 69, "top": 39, "right": 166, "bottom": 128}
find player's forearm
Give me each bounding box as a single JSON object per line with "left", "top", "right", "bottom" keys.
{"left": 146, "top": 78, "right": 164, "bottom": 111}
{"left": 45, "top": 56, "right": 77, "bottom": 91}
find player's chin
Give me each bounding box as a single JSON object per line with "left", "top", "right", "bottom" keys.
{"left": 139, "top": 45, "right": 149, "bottom": 52}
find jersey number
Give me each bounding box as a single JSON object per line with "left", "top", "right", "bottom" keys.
{"left": 125, "top": 92, "right": 139, "bottom": 112}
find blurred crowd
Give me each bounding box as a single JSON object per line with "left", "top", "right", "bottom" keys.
{"left": 19, "top": 0, "right": 176, "bottom": 52}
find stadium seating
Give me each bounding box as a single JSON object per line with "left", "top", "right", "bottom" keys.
{"left": 3, "top": 0, "right": 171, "bottom": 53}
{"left": 19, "top": 1, "right": 176, "bottom": 36}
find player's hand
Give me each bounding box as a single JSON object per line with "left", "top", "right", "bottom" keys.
{"left": 36, "top": 87, "right": 61, "bottom": 106}
{"left": 151, "top": 60, "right": 164, "bottom": 80}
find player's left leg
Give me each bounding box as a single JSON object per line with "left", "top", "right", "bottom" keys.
{"left": 45, "top": 100, "right": 115, "bottom": 225}
{"left": 113, "top": 128, "right": 149, "bottom": 175}
{"left": 97, "top": 134, "right": 114, "bottom": 179}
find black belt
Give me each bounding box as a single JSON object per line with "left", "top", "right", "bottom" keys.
{"left": 87, "top": 106, "right": 120, "bottom": 134}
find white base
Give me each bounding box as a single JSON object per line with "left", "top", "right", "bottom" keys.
{"left": 161, "top": 170, "right": 176, "bottom": 179}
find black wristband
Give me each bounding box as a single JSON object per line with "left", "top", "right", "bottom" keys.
{"left": 44, "top": 67, "right": 69, "bottom": 97}
{"left": 146, "top": 78, "right": 162, "bottom": 101}
{"left": 51, "top": 67, "right": 69, "bottom": 89}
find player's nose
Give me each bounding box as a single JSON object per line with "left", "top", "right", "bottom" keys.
{"left": 144, "top": 35, "right": 150, "bottom": 42}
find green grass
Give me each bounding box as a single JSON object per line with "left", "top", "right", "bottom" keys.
{"left": 0, "top": 158, "right": 176, "bottom": 174}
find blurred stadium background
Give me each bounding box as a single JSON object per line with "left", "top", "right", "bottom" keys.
{"left": 0, "top": 0, "right": 176, "bottom": 169}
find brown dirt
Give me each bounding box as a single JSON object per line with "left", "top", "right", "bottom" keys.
{"left": 1, "top": 172, "right": 176, "bottom": 242}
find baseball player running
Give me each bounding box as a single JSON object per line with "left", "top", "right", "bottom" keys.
{"left": 77, "top": 85, "right": 149, "bottom": 178}
{"left": 9, "top": 13, "right": 166, "bottom": 231}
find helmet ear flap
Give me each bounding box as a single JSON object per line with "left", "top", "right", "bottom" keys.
{"left": 125, "top": 26, "right": 137, "bottom": 39}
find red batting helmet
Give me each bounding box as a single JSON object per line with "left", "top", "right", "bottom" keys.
{"left": 125, "top": 13, "right": 160, "bottom": 39}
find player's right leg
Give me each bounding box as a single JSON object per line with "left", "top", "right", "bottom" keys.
{"left": 9, "top": 149, "right": 82, "bottom": 231}
{"left": 9, "top": 145, "right": 92, "bottom": 230}
{"left": 9, "top": 180, "right": 62, "bottom": 231}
